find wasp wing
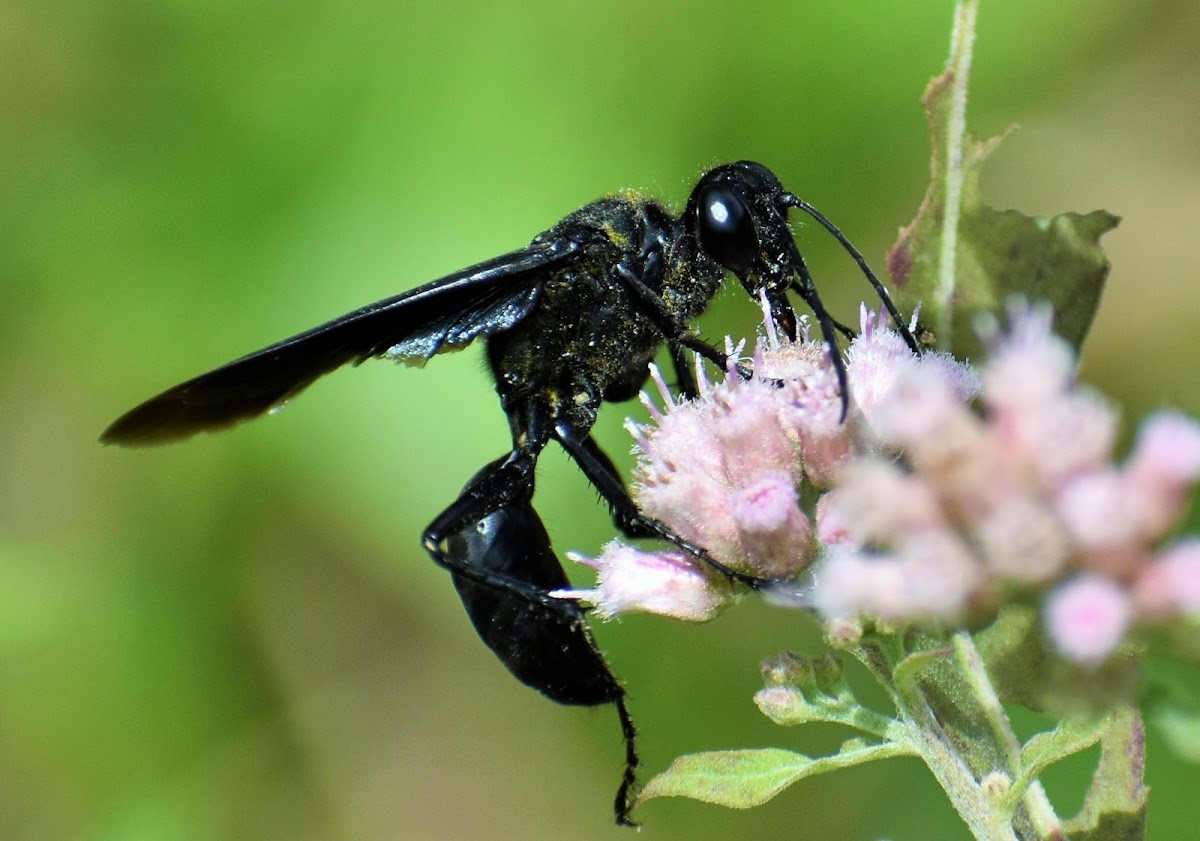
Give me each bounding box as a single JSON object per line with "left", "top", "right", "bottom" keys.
{"left": 101, "top": 239, "right": 579, "bottom": 446}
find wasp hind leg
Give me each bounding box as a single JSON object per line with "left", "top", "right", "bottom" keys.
{"left": 424, "top": 457, "right": 640, "bottom": 825}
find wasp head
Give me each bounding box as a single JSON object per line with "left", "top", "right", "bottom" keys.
{"left": 687, "top": 161, "right": 802, "bottom": 339}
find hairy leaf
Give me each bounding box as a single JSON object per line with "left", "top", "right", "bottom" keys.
{"left": 1062, "top": 708, "right": 1148, "bottom": 841}
{"left": 887, "top": 67, "right": 1118, "bottom": 358}
{"left": 638, "top": 742, "right": 913, "bottom": 809}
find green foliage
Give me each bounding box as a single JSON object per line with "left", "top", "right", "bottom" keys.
{"left": 887, "top": 68, "right": 1118, "bottom": 358}
{"left": 975, "top": 606, "right": 1142, "bottom": 715}
{"left": 639, "top": 742, "right": 913, "bottom": 809}
{"left": 1061, "top": 709, "right": 1148, "bottom": 841}
{"left": 640, "top": 629, "right": 1144, "bottom": 840}
{"left": 1145, "top": 668, "right": 1200, "bottom": 764}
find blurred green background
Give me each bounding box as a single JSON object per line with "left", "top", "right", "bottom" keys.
{"left": 3, "top": 1, "right": 1199, "bottom": 839}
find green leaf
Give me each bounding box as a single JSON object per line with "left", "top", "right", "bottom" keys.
{"left": 887, "top": 68, "right": 1118, "bottom": 358}
{"left": 959, "top": 204, "right": 1118, "bottom": 353}
{"left": 974, "top": 605, "right": 1141, "bottom": 716}
{"left": 1019, "top": 719, "right": 1106, "bottom": 778}
{"left": 637, "top": 749, "right": 812, "bottom": 809}
{"left": 892, "top": 641, "right": 953, "bottom": 696}
{"left": 637, "top": 742, "right": 914, "bottom": 809}
{"left": 1006, "top": 718, "right": 1107, "bottom": 809}
{"left": 1062, "top": 707, "right": 1148, "bottom": 841}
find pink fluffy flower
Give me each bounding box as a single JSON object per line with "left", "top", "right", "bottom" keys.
{"left": 623, "top": 306, "right": 974, "bottom": 585}
{"left": 555, "top": 544, "right": 734, "bottom": 622}
{"left": 1044, "top": 575, "right": 1132, "bottom": 665}
{"left": 808, "top": 302, "right": 1200, "bottom": 663}
{"left": 567, "top": 298, "right": 1200, "bottom": 664}
{"left": 631, "top": 366, "right": 813, "bottom": 579}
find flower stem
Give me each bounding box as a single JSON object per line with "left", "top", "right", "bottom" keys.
{"left": 951, "top": 632, "right": 1064, "bottom": 836}
{"left": 849, "top": 635, "right": 1021, "bottom": 841}
{"left": 933, "top": 0, "right": 978, "bottom": 343}
{"left": 847, "top": 626, "right": 1074, "bottom": 840}
{"left": 902, "top": 707, "right": 1021, "bottom": 841}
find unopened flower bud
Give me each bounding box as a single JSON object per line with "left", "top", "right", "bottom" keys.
{"left": 1055, "top": 469, "right": 1141, "bottom": 553}
{"left": 558, "top": 543, "right": 734, "bottom": 622}
{"left": 1044, "top": 575, "right": 1132, "bottom": 666}
{"left": 1132, "top": 539, "right": 1200, "bottom": 619}
{"left": 1128, "top": 410, "right": 1200, "bottom": 488}
{"left": 982, "top": 304, "right": 1074, "bottom": 413}
{"left": 826, "top": 459, "right": 945, "bottom": 544}
{"left": 730, "top": 471, "right": 815, "bottom": 578}
{"left": 815, "top": 490, "right": 854, "bottom": 546}
{"left": 975, "top": 497, "right": 1070, "bottom": 584}
{"left": 981, "top": 772, "right": 1012, "bottom": 800}
{"left": 891, "top": 531, "right": 981, "bottom": 620}
{"left": 1018, "top": 389, "right": 1118, "bottom": 488}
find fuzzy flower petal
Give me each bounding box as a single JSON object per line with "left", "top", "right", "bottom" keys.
{"left": 559, "top": 543, "right": 733, "bottom": 622}
{"left": 730, "top": 470, "right": 801, "bottom": 533}
{"left": 846, "top": 304, "right": 979, "bottom": 421}
{"left": 730, "top": 471, "right": 815, "bottom": 577}
{"left": 981, "top": 302, "right": 1075, "bottom": 413}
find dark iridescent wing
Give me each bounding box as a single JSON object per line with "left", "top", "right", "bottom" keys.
{"left": 101, "top": 239, "right": 580, "bottom": 446}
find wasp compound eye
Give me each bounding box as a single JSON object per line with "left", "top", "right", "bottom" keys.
{"left": 696, "top": 185, "right": 758, "bottom": 274}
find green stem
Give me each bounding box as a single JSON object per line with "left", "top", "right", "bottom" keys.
{"left": 933, "top": 0, "right": 977, "bottom": 343}
{"left": 891, "top": 6, "right": 1066, "bottom": 834}
{"left": 848, "top": 636, "right": 1019, "bottom": 841}
{"left": 952, "top": 632, "right": 1063, "bottom": 836}
{"left": 902, "top": 708, "right": 1020, "bottom": 841}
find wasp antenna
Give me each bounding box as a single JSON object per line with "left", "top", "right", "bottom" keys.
{"left": 781, "top": 193, "right": 920, "bottom": 355}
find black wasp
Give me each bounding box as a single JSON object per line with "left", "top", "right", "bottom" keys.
{"left": 102, "top": 160, "right": 918, "bottom": 825}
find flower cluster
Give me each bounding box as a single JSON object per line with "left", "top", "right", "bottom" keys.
{"left": 562, "top": 301, "right": 1200, "bottom": 665}
{"left": 559, "top": 304, "right": 971, "bottom": 620}
{"left": 815, "top": 303, "right": 1200, "bottom": 663}
{"left": 628, "top": 304, "right": 978, "bottom": 577}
